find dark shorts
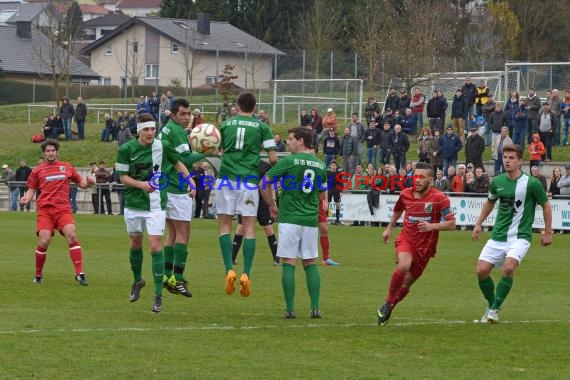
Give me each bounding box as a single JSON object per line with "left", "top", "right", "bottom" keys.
{"left": 395, "top": 238, "right": 433, "bottom": 279}
{"left": 328, "top": 189, "right": 341, "bottom": 203}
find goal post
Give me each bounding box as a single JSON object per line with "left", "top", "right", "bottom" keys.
{"left": 504, "top": 62, "right": 570, "bottom": 97}
{"left": 259, "top": 79, "right": 363, "bottom": 125}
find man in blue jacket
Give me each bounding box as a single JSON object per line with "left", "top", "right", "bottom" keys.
{"left": 439, "top": 125, "right": 463, "bottom": 176}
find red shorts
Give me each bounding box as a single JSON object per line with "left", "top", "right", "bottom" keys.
{"left": 394, "top": 238, "right": 433, "bottom": 279}
{"left": 36, "top": 208, "right": 75, "bottom": 236}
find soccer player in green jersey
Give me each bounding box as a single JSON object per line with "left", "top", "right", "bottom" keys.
{"left": 217, "top": 92, "right": 278, "bottom": 297}
{"left": 115, "top": 114, "right": 191, "bottom": 313}
{"left": 472, "top": 143, "right": 552, "bottom": 323}
{"left": 158, "top": 99, "right": 202, "bottom": 297}
{"left": 260, "top": 127, "right": 328, "bottom": 318}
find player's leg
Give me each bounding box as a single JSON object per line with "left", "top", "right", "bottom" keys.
{"left": 146, "top": 210, "right": 166, "bottom": 313}
{"left": 378, "top": 247, "right": 413, "bottom": 326}
{"left": 124, "top": 209, "right": 146, "bottom": 302}
{"left": 278, "top": 223, "right": 299, "bottom": 318}
{"left": 232, "top": 216, "right": 244, "bottom": 265}
{"left": 262, "top": 224, "right": 279, "bottom": 265}
{"left": 239, "top": 215, "right": 256, "bottom": 297}
{"left": 35, "top": 230, "right": 52, "bottom": 283}
{"left": 60, "top": 214, "right": 87, "bottom": 285}
{"left": 476, "top": 239, "right": 509, "bottom": 322}
{"left": 334, "top": 193, "right": 341, "bottom": 224}
{"left": 301, "top": 225, "right": 320, "bottom": 318}
{"left": 216, "top": 183, "right": 238, "bottom": 276}
{"left": 490, "top": 239, "right": 529, "bottom": 316}
{"left": 170, "top": 219, "right": 192, "bottom": 297}
{"left": 163, "top": 218, "right": 176, "bottom": 280}
{"left": 237, "top": 188, "right": 260, "bottom": 297}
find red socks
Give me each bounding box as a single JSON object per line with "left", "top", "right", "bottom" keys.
{"left": 320, "top": 236, "right": 330, "bottom": 260}
{"left": 69, "top": 242, "right": 83, "bottom": 274}
{"left": 35, "top": 246, "right": 47, "bottom": 277}
{"left": 387, "top": 269, "right": 406, "bottom": 306}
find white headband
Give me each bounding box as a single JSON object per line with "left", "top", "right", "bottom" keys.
{"left": 137, "top": 121, "right": 156, "bottom": 133}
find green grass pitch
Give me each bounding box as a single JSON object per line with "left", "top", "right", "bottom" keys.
{"left": 1, "top": 211, "right": 569, "bottom": 379}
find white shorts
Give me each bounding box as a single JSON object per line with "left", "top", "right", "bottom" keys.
{"left": 124, "top": 208, "right": 166, "bottom": 236}
{"left": 214, "top": 179, "right": 259, "bottom": 217}
{"left": 166, "top": 193, "right": 193, "bottom": 221}
{"left": 277, "top": 223, "right": 319, "bottom": 260}
{"left": 478, "top": 239, "right": 531, "bottom": 267}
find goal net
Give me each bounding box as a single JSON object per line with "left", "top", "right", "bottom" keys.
{"left": 387, "top": 70, "right": 521, "bottom": 107}
{"left": 258, "top": 79, "right": 363, "bottom": 125}
{"left": 504, "top": 62, "right": 570, "bottom": 98}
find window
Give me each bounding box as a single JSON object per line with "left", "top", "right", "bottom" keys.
{"left": 132, "top": 42, "right": 139, "bottom": 54}
{"left": 205, "top": 76, "right": 217, "bottom": 85}
{"left": 171, "top": 42, "right": 179, "bottom": 54}
{"left": 145, "top": 64, "right": 159, "bottom": 79}
{"left": 100, "top": 77, "right": 111, "bottom": 85}
{"left": 105, "top": 44, "right": 112, "bottom": 55}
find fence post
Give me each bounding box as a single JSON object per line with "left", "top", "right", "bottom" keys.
{"left": 28, "top": 106, "right": 31, "bottom": 126}
{"left": 272, "top": 81, "right": 277, "bottom": 125}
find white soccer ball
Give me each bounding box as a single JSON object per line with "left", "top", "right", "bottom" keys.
{"left": 189, "top": 123, "right": 221, "bottom": 154}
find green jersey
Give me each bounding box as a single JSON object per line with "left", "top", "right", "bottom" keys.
{"left": 266, "top": 153, "right": 327, "bottom": 227}
{"left": 488, "top": 172, "right": 548, "bottom": 242}
{"left": 219, "top": 115, "right": 275, "bottom": 183}
{"left": 158, "top": 120, "right": 204, "bottom": 194}
{"left": 115, "top": 138, "right": 180, "bottom": 211}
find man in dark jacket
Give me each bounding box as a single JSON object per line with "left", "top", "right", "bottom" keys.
{"left": 400, "top": 108, "right": 417, "bottom": 134}
{"left": 378, "top": 122, "right": 394, "bottom": 165}
{"left": 537, "top": 102, "right": 558, "bottom": 161}
{"left": 427, "top": 91, "right": 444, "bottom": 133}
{"left": 322, "top": 129, "right": 341, "bottom": 169}
{"left": 451, "top": 89, "right": 468, "bottom": 144}
{"left": 149, "top": 91, "right": 161, "bottom": 122}
{"left": 526, "top": 88, "right": 541, "bottom": 143}
{"left": 390, "top": 124, "right": 410, "bottom": 172}
{"left": 489, "top": 103, "right": 508, "bottom": 142}
{"left": 341, "top": 127, "right": 358, "bottom": 174}
{"left": 465, "top": 126, "right": 485, "bottom": 169}
{"left": 461, "top": 77, "right": 477, "bottom": 123}
{"left": 15, "top": 159, "right": 32, "bottom": 211}
{"left": 439, "top": 125, "right": 463, "bottom": 176}
{"left": 75, "top": 97, "right": 87, "bottom": 140}
{"left": 399, "top": 88, "right": 411, "bottom": 114}
{"left": 300, "top": 109, "right": 312, "bottom": 127}
{"left": 59, "top": 97, "right": 75, "bottom": 141}
{"left": 385, "top": 88, "right": 400, "bottom": 114}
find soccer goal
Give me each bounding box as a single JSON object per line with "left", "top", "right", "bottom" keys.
{"left": 504, "top": 62, "right": 570, "bottom": 96}
{"left": 387, "top": 70, "right": 521, "bottom": 106}
{"left": 258, "top": 79, "right": 364, "bottom": 125}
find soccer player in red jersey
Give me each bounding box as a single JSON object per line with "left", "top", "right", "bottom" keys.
{"left": 20, "top": 139, "right": 95, "bottom": 285}
{"left": 377, "top": 162, "right": 456, "bottom": 325}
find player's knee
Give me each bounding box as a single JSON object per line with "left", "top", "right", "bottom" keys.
{"left": 502, "top": 265, "right": 517, "bottom": 278}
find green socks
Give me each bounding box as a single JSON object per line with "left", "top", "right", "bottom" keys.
{"left": 173, "top": 243, "right": 188, "bottom": 281}
{"left": 304, "top": 264, "right": 321, "bottom": 310}
{"left": 492, "top": 276, "right": 513, "bottom": 310}
{"left": 163, "top": 245, "right": 174, "bottom": 277}
{"left": 219, "top": 234, "right": 233, "bottom": 272}
{"left": 478, "top": 276, "right": 495, "bottom": 308}
{"left": 282, "top": 263, "right": 295, "bottom": 311}
{"left": 151, "top": 251, "right": 164, "bottom": 296}
{"left": 243, "top": 238, "right": 256, "bottom": 276}
{"left": 129, "top": 248, "right": 143, "bottom": 283}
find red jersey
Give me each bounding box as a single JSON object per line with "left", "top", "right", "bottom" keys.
{"left": 27, "top": 161, "right": 82, "bottom": 212}
{"left": 394, "top": 186, "right": 454, "bottom": 257}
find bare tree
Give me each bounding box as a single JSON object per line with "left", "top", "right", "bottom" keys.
{"left": 294, "top": 0, "right": 342, "bottom": 80}
{"left": 350, "top": 0, "right": 384, "bottom": 86}
{"left": 114, "top": 32, "right": 146, "bottom": 98}
{"left": 31, "top": 1, "right": 69, "bottom": 106}
{"left": 376, "top": 0, "right": 455, "bottom": 91}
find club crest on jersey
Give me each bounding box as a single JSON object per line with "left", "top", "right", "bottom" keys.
{"left": 424, "top": 202, "right": 433, "bottom": 212}
{"left": 59, "top": 166, "right": 66, "bottom": 173}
